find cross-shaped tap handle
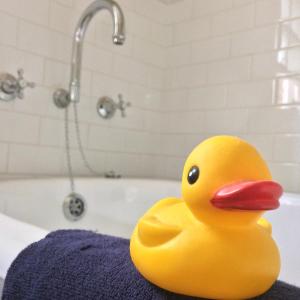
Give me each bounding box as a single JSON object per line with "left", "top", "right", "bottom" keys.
{"left": 16, "top": 69, "right": 36, "bottom": 98}
{"left": 117, "top": 94, "right": 131, "bottom": 117}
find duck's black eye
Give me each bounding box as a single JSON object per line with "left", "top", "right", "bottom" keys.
{"left": 187, "top": 166, "right": 200, "bottom": 185}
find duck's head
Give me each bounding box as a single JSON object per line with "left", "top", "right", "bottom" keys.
{"left": 182, "top": 136, "right": 283, "bottom": 227}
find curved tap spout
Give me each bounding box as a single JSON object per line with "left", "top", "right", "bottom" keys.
{"left": 69, "top": 0, "right": 125, "bottom": 102}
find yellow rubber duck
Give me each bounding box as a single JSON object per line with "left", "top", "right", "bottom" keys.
{"left": 130, "top": 136, "right": 283, "bottom": 300}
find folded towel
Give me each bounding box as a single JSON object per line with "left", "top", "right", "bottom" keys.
{"left": 2, "top": 230, "right": 300, "bottom": 300}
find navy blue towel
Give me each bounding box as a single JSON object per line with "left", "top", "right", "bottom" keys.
{"left": 2, "top": 230, "right": 300, "bottom": 300}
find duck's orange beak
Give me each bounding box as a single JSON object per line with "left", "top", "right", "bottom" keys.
{"left": 211, "top": 180, "right": 283, "bottom": 211}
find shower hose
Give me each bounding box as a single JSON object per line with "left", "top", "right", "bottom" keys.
{"left": 64, "top": 102, "right": 103, "bottom": 193}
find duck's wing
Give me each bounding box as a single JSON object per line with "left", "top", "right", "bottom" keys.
{"left": 257, "top": 217, "right": 272, "bottom": 235}
{"left": 142, "top": 197, "right": 195, "bottom": 229}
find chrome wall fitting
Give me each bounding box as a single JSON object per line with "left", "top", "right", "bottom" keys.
{"left": 104, "top": 170, "right": 122, "bottom": 178}
{"left": 97, "top": 94, "right": 131, "bottom": 119}
{"left": 0, "top": 69, "right": 35, "bottom": 102}
{"left": 54, "top": 1, "right": 126, "bottom": 203}
{"left": 53, "top": 0, "right": 125, "bottom": 107}
{"left": 53, "top": 88, "right": 70, "bottom": 109}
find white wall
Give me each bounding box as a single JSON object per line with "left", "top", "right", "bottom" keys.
{"left": 162, "top": 0, "right": 300, "bottom": 192}
{"left": 0, "top": 0, "right": 299, "bottom": 193}
{"left": 0, "top": 0, "right": 170, "bottom": 179}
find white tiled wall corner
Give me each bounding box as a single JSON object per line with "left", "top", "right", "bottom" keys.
{"left": 161, "top": 0, "right": 300, "bottom": 192}
{"left": 0, "top": 0, "right": 299, "bottom": 193}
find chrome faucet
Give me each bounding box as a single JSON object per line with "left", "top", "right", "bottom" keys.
{"left": 70, "top": 0, "right": 125, "bottom": 103}
{"left": 53, "top": 0, "right": 125, "bottom": 108}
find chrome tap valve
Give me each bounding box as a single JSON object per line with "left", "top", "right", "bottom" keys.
{"left": 0, "top": 69, "right": 35, "bottom": 101}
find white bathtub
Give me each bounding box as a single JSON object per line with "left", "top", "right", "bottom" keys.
{"left": 0, "top": 177, "right": 299, "bottom": 288}
{"left": 0, "top": 177, "right": 180, "bottom": 278}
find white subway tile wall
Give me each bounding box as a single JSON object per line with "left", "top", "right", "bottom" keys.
{"left": 163, "top": 0, "right": 300, "bottom": 192}
{"left": 0, "top": 0, "right": 168, "bottom": 180}
{"left": 0, "top": 0, "right": 299, "bottom": 192}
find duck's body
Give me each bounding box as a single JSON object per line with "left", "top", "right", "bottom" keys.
{"left": 131, "top": 198, "right": 280, "bottom": 299}
{"left": 130, "top": 136, "right": 282, "bottom": 299}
